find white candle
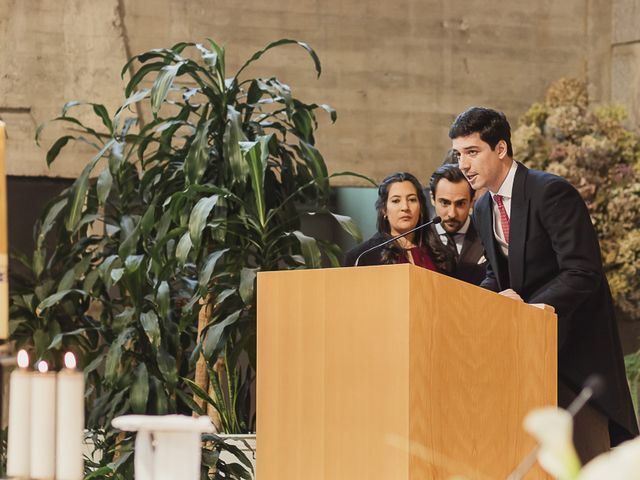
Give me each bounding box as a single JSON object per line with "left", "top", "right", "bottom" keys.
{"left": 56, "top": 352, "right": 85, "bottom": 480}
{"left": 7, "top": 350, "right": 31, "bottom": 477}
{"left": 30, "top": 360, "right": 56, "bottom": 479}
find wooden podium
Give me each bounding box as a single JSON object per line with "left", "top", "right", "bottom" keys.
{"left": 257, "top": 264, "right": 556, "bottom": 479}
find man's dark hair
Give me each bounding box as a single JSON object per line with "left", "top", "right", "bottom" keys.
{"left": 429, "top": 163, "right": 473, "bottom": 199}
{"left": 441, "top": 149, "right": 458, "bottom": 165}
{"left": 448, "top": 107, "right": 513, "bottom": 157}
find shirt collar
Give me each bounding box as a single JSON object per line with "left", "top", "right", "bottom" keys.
{"left": 490, "top": 160, "right": 517, "bottom": 199}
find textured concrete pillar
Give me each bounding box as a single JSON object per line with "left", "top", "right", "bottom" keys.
{"left": 611, "top": 0, "right": 640, "bottom": 125}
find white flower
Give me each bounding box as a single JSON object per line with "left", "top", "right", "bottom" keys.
{"left": 578, "top": 436, "right": 640, "bottom": 480}
{"left": 523, "top": 407, "right": 581, "bottom": 480}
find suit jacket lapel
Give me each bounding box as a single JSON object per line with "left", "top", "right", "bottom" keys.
{"left": 508, "top": 163, "right": 529, "bottom": 293}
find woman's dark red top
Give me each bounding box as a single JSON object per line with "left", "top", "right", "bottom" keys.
{"left": 395, "top": 246, "right": 436, "bottom": 271}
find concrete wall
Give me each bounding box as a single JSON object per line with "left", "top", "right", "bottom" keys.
{"left": 611, "top": 0, "right": 640, "bottom": 126}
{"left": 0, "top": 0, "right": 628, "bottom": 186}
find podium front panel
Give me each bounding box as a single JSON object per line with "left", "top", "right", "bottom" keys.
{"left": 257, "top": 265, "right": 556, "bottom": 479}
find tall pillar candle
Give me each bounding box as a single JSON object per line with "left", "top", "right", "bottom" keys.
{"left": 6, "top": 349, "right": 31, "bottom": 477}
{"left": 30, "top": 361, "right": 56, "bottom": 479}
{"left": 56, "top": 352, "right": 85, "bottom": 480}
{"left": 0, "top": 121, "right": 8, "bottom": 339}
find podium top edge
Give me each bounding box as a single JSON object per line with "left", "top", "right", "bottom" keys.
{"left": 256, "top": 264, "right": 412, "bottom": 277}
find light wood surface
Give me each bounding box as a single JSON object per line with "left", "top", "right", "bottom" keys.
{"left": 257, "top": 264, "right": 556, "bottom": 479}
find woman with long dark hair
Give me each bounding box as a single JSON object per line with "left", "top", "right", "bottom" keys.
{"left": 343, "top": 172, "right": 441, "bottom": 270}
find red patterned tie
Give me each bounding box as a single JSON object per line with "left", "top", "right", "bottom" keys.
{"left": 494, "top": 194, "right": 510, "bottom": 244}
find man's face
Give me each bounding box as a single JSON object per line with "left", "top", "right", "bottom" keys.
{"left": 452, "top": 132, "right": 509, "bottom": 193}
{"left": 430, "top": 179, "right": 473, "bottom": 234}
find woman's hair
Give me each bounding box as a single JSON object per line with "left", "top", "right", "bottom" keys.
{"left": 374, "top": 171, "right": 454, "bottom": 272}
{"left": 375, "top": 172, "right": 432, "bottom": 264}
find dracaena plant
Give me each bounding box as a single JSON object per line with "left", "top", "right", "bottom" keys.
{"left": 9, "top": 38, "right": 363, "bottom": 479}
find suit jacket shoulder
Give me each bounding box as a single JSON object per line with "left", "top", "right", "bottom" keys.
{"left": 343, "top": 233, "right": 388, "bottom": 266}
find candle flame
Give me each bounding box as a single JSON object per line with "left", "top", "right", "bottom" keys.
{"left": 37, "top": 361, "right": 49, "bottom": 373}
{"left": 64, "top": 351, "right": 77, "bottom": 369}
{"left": 16, "top": 349, "right": 29, "bottom": 368}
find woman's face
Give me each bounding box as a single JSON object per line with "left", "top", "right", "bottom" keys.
{"left": 384, "top": 181, "right": 421, "bottom": 236}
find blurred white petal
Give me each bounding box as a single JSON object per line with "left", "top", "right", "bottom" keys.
{"left": 578, "top": 436, "right": 640, "bottom": 480}
{"left": 524, "top": 407, "right": 581, "bottom": 479}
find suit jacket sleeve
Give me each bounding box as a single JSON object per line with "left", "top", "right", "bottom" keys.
{"left": 527, "top": 179, "right": 603, "bottom": 332}
{"left": 480, "top": 258, "right": 500, "bottom": 292}
{"left": 343, "top": 247, "right": 358, "bottom": 266}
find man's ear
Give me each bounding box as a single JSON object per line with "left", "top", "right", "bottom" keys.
{"left": 429, "top": 191, "right": 436, "bottom": 207}
{"left": 496, "top": 139, "right": 508, "bottom": 159}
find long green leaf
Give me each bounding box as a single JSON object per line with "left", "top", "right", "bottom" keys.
{"left": 184, "top": 117, "right": 213, "bottom": 185}
{"left": 47, "top": 327, "right": 91, "bottom": 350}
{"left": 124, "top": 254, "right": 144, "bottom": 273}
{"left": 96, "top": 167, "right": 113, "bottom": 204}
{"left": 183, "top": 377, "right": 218, "bottom": 407}
{"left": 330, "top": 212, "right": 362, "bottom": 243}
{"left": 239, "top": 268, "right": 258, "bottom": 305}
{"left": 113, "top": 89, "right": 149, "bottom": 128}
{"left": 189, "top": 195, "right": 219, "bottom": 247}
{"left": 198, "top": 249, "right": 229, "bottom": 291}
{"left": 36, "top": 289, "right": 86, "bottom": 314}
{"left": 242, "top": 135, "right": 272, "bottom": 227}
{"left": 105, "top": 327, "right": 134, "bottom": 385}
{"left": 61, "top": 100, "right": 82, "bottom": 116}
{"left": 176, "top": 232, "right": 192, "bottom": 266}
{"left": 65, "top": 139, "right": 115, "bottom": 232}
{"left": 46, "top": 135, "right": 75, "bottom": 166}
{"left": 151, "top": 62, "right": 185, "bottom": 115}
{"left": 157, "top": 348, "right": 178, "bottom": 388}
{"left": 292, "top": 109, "right": 314, "bottom": 143}
{"left": 120, "top": 43, "right": 192, "bottom": 79}
{"left": 224, "top": 106, "right": 248, "bottom": 183}
{"left": 330, "top": 170, "right": 377, "bottom": 187}
{"left": 157, "top": 281, "right": 170, "bottom": 320}
{"left": 130, "top": 363, "right": 149, "bottom": 414}
{"left": 118, "top": 222, "right": 141, "bottom": 259}
{"left": 140, "top": 311, "right": 161, "bottom": 349}
{"left": 92, "top": 104, "right": 113, "bottom": 133}
{"left": 36, "top": 198, "right": 68, "bottom": 253}
{"left": 299, "top": 140, "right": 329, "bottom": 194}
{"left": 203, "top": 310, "right": 241, "bottom": 360}
{"left": 125, "top": 61, "right": 168, "bottom": 97}
{"left": 235, "top": 39, "right": 321, "bottom": 80}
{"left": 292, "top": 231, "right": 322, "bottom": 268}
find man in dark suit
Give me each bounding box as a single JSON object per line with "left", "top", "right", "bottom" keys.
{"left": 427, "top": 163, "right": 487, "bottom": 285}
{"left": 449, "top": 107, "right": 638, "bottom": 462}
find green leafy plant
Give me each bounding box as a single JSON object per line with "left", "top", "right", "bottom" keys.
{"left": 625, "top": 351, "right": 640, "bottom": 415}
{"left": 513, "top": 78, "right": 640, "bottom": 320}
{"left": 9, "top": 38, "right": 362, "bottom": 478}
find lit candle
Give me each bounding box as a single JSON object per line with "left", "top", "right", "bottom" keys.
{"left": 7, "top": 349, "right": 31, "bottom": 477}
{"left": 56, "top": 352, "right": 85, "bottom": 480}
{"left": 0, "top": 121, "right": 8, "bottom": 340}
{"left": 30, "top": 360, "right": 56, "bottom": 479}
